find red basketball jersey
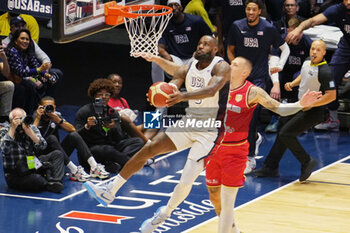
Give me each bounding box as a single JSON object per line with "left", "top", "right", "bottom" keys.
{"left": 217, "top": 81, "right": 257, "bottom": 144}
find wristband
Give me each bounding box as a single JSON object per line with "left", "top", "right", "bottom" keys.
{"left": 58, "top": 119, "right": 64, "bottom": 125}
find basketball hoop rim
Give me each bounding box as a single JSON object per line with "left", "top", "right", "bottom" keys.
{"left": 117, "top": 5, "right": 173, "bottom": 19}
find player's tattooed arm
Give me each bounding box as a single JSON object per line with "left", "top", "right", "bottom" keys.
{"left": 248, "top": 86, "right": 281, "bottom": 112}
{"left": 249, "top": 86, "right": 322, "bottom": 116}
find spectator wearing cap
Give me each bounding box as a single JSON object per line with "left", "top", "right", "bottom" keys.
{"left": 152, "top": 0, "right": 212, "bottom": 83}
{"left": 2, "top": 16, "right": 64, "bottom": 99}
{"left": 0, "top": 12, "right": 39, "bottom": 44}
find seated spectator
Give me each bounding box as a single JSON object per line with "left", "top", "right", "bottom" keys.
{"left": 33, "top": 96, "right": 110, "bottom": 181}
{"left": 107, "top": 73, "right": 158, "bottom": 144}
{"left": 0, "top": 45, "right": 14, "bottom": 122}
{"left": 184, "top": 0, "right": 216, "bottom": 33}
{"left": 5, "top": 29, "right": 51, "bottom": 115}
{"left": 0, "top": 12, "right": 39, "bottom": 44}
{"left": 152, "top": 0, "right": 212, "bottom": 83}
{"left": 2, "top": 16, "right": 63, "bottom": 98}
{"left": 75, "top": 78, "right": 145, "bottom": 173}
{"left": 273, "top": 0, "right": 305, "bottom": 34}
{"left": 107, "top": 73, "right": 130, "bottom": 110}
{"left": 0, "top": 108, "right": 65, "bottom": 193}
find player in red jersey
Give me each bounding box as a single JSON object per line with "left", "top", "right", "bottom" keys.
{"left": 205, "top": 56, "right": 322, "bottom": 233}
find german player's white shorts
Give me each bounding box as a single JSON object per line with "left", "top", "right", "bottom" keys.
{"left": 165, "top": 117, "right": 218, "bottom": 161}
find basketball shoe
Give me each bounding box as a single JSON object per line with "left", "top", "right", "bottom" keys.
{"left": 70, "top": 166, "right": 91, "bottom": 182}
{"left": 314, "top": 118, "right": 340, "bottom": 132}
{"left": 90, "top": 163, "right": 110, "bottom": 179}
{"left": 83, "top": 181, "right": 114, "bottom": 206}
{"left": 140, "top": 206, "right": 169, "bottom": 233}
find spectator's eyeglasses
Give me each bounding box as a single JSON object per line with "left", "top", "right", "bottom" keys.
{"left": 284, "top": 4, "right": 297, "bottom": 7}
{"left": 96, "top": 93, "right": 111, "bottom": 98}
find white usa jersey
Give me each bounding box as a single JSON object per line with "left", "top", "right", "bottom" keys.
{"left": 185, "top": 56, "right": 224, "bottom": 119}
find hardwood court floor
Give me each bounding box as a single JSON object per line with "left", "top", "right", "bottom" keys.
{"left": 189, "top": 159, "right": 350, "bottom": 233}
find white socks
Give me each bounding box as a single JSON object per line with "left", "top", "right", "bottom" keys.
{"left": 87, "top": 156, "right": 98, "bottom": 170}
{"left": 165, "top": 159, "right": 204, "bottom": 217}
{"left": 67, "top": 161, "right": 78, "bottom": 174}
{"left": 110, "top": 174, "right": 127, "bottom": 195}
{"left": 219, "top": 186, "right": 239, "bottom": 233}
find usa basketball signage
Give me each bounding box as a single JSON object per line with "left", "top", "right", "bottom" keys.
{"left": 2, "top": 0, "right": 52, "bottom": 18}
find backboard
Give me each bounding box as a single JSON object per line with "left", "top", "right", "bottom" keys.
{"left": 52, "top": 0, "right": 155, "bottom": 43}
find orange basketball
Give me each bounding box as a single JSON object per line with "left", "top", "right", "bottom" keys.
{"left": 147, "top": 82, "right": 174, "bottom": 107}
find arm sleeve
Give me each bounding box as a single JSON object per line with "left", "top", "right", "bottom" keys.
{"left": 272, "top": 27, "right": 285, "bottom": 49}
{"left": 31, "top": 125, "right": 47, "bottom": 150}
{"left": 6, "top": 48, "right": 39, "bottom": 77}
{"left": 275, "top": 101, "right": 303, "bottom": 116}
{"left": 74, "top": 105, "right": 93, "bottom": 138}
{"left": 0, "top": 130, "right": 14, "bottom": 155}
{"left": 34, "top": 41, "right": 51, "bottom": 64}
{"left": 321, "top": 4, "right": 338, "bottom": 22}
{"left": 277, "top": 42, "right": 290, "bottom": 70}
{"left": 318, "top": 64, "right": 336, "bottom": 92}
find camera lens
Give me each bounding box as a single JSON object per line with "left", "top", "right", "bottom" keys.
{"left": 22, "top": 116, "right": 33, "bottom": 125}
{"left": 44, "top": 105, "right": 54, "bottom": 113}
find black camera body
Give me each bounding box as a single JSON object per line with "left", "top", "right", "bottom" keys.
{"left": 44, "top": 105, "right": 54, "bottom": 113}
{"left": 22, "top": 116, "right": 33, "bottom": 125}
{"left": 16, "top": 116, "right": 34, "bottom": 133}
{"left": 93, "top": 98, "right": 118, "bottom": 124}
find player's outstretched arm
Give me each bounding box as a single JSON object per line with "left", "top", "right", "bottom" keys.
{"left": 140, "top": 53, "right": 182, "bottom": 76}
{"left": 286, "top": 13, "right": 328, "bottom": 44}
{"left": 249, "top": 86, "right": 322, "bottom": 116}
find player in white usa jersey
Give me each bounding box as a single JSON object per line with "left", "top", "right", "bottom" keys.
{"left": 83, "top": 35, "right": 231, "bottom": 232}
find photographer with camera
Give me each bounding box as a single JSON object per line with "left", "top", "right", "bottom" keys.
{"left": 0, "top": 108, "right": 65, "bottom": 193}
{"left": 34, "top": 96, "right": 110, "bottom": 181}
{"left": 75, "top": 79, "right": 144, "bottom": 173}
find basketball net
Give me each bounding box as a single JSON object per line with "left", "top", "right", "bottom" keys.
{"left": 123, "top": 5, "right": 173, "bottom": 57}
{"left": 104, "top": 3, "right": 173, "bottom": 57}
